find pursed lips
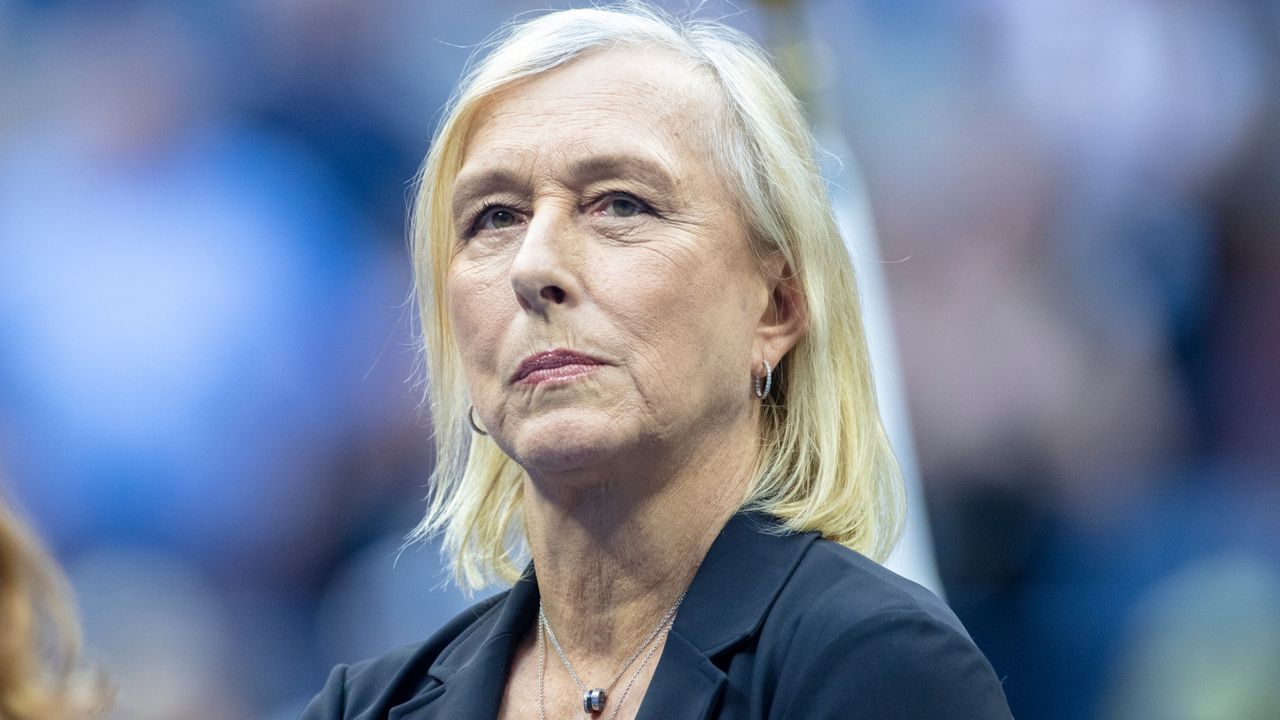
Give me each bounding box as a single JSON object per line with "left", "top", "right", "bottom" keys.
{"left": 511, "top": 349, "right": 606, "bottom": 386}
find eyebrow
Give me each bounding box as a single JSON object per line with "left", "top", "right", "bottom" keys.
{"left": 562, "top": 153, "right": 678, "bottom": 195}
{"left": 450, "top": 152, "right": 679, "bottom": 221}
{"left": 450, "top": 168, "right": 527, "bottom": 223}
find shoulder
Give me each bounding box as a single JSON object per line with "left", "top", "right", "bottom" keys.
{"left": 759, "top": 538, "right": 1013, "bottom": 719}
{"left": 778, "top": 538, "right": 969, "bottom": 639}
{"left": 298, "top": 590, "right": 507, "bottom": 720}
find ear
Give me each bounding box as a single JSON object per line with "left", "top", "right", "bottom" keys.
{"left": 754, "top": 254, "right": 807, "bottom": 365}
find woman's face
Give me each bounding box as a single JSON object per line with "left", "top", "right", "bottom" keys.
{"left": 447, "top": 47, "right": 774, "bottom": 476}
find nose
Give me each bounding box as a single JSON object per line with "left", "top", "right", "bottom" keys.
{"left": 509, "top": 205, "right": 578, "bottom": 313}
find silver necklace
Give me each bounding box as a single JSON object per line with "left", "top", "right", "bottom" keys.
{"left": 537, "top": 590, "right": 686, "bottom": 717}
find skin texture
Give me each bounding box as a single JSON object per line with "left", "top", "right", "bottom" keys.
{"left": 446, "top": 47, "right": 804, "bottom": 719}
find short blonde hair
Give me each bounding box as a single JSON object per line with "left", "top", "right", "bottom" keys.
{"left": 409, "top": 2, "right": 904, "bottom": 591}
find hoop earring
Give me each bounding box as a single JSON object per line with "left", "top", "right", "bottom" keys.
{"left": 468, "top": 405, "right": 488, "bottom": 436}
{"left": 753, "top": 359, "right": 772, "bottom": 400}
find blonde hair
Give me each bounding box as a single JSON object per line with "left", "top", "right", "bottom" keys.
{"left": 0, "top": 499, "right": 110, "bottom": 720}
{"left": 409, "top": 2, "right": 904, "bottom": 591}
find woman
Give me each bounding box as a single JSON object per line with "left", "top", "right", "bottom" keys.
{"left": 303, "top": 4, "right": 1012, "bottom": 719}
{"left": 0, "top": 497, "right": 110, "bottom": 720}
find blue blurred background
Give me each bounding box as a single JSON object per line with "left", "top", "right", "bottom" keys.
{"left": 1, "top": 1, "right": 1277, "bottom": 718}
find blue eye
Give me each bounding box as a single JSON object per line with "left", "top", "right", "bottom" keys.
{"left": 478, "top": 206, "right": 519, "bottom": 230}
{"left": 598, "top": 194, "right": 648, "bottom": 218}
{"left": 605, "top": 197, "right": 640, "bottom": 217}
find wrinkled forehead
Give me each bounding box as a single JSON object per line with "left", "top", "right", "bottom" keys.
{"left": 458, "top": 47, "right": 725, "bottom": 182}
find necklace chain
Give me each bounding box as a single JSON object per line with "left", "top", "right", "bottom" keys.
{"left": 599, "top": 617, "right": 671, "bottom": 720}
{"left": 537, "top": 589, "right": 687, "bottom": 719}
{"left": 538, "top": 607, "right": 679, "bottom": 720}
{"left": 540, "top": 589, "right": 686, "bottom": 697}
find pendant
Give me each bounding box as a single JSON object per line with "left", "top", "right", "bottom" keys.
{"left": 583, "top": 688, "right": 607, "bottom": 713}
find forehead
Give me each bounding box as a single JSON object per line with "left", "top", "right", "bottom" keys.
{"left": 460, "top": 47, "right": 720, "bottom": 178}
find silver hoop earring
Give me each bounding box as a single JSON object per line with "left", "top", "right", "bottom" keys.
{"left": 468, "top": 405, "right": 488, "bottom": 436}
{"left": 753, "top": 359, "right": 772, "bottom": 400}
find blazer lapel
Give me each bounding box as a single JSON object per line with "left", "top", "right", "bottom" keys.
{"left": 391, "top": 571, "right": 540, "bottom": 720}
{"left": 634, "top": 629, "right": 727, "bottom": 720}
{"left": 636, "top": 512, "right": 819, "bottom": 719}
{"left": 389, "top": 643, "right": 509, "bottom": 720}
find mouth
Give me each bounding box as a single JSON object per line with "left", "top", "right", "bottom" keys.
{"left": 511, "top": 349, "right": 606, "bottom": 386}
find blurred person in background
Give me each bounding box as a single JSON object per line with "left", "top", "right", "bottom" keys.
{"left": 0, "top": 495, "right": 110, "bottom": 720}
{"left": 302, "top": 5, "right": 1011, "bottom": 719}
{"left": 0, "top": 3, "right": 419, "bottom": 717}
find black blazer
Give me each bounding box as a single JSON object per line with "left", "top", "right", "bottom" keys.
{"left": 300, "top": 512, "right": 1013, "bottom": 719}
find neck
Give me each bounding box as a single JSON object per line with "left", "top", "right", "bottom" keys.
{"left": 523, "top": 420, "right": 757, "bottom": 665}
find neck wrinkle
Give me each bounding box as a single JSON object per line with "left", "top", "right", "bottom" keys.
{"left": 523, "top": 416, "right": 757, "bottom": 668}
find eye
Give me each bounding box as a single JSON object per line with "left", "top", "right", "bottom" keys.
{"left": 469, "top": 205, "right": 521, "bottom": 236}
{"left": 595, "top": 193, "right": 649, "bottom": 218}
{"left": 481, "top": 206, "right": 519, "bottom": 229}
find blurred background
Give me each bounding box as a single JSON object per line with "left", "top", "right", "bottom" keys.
{"left": 1, "top": 0, "right": 1277, "bottom": 718}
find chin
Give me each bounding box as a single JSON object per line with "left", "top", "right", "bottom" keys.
{"left": 506, "top": 408, "right": 628, "bottom": 475}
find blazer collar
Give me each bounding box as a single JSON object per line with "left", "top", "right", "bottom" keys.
{"left": 404, "top": 569, "right": 539, "bottom": 719}
{"left": 407, "top": 511, "right": 817, "bottom": 720}
{"left": 635, "top": 511, "right": 818, "bottom": 720}
{"left": 669, "top": 511, "right": 818, "bottom": 656}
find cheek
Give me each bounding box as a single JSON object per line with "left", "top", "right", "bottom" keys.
{"left": 446, "top": 260, "right": 512, "bottom": 373}
{"left": 593, "top": 245, "right": 758, "bottom": 395}
{"left": 593, "top": 248, "right": 702, "bottom": 342}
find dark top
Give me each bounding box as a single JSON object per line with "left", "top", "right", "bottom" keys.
{"left": 300, "top": 512, "right": 1013, "bottom": 719}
